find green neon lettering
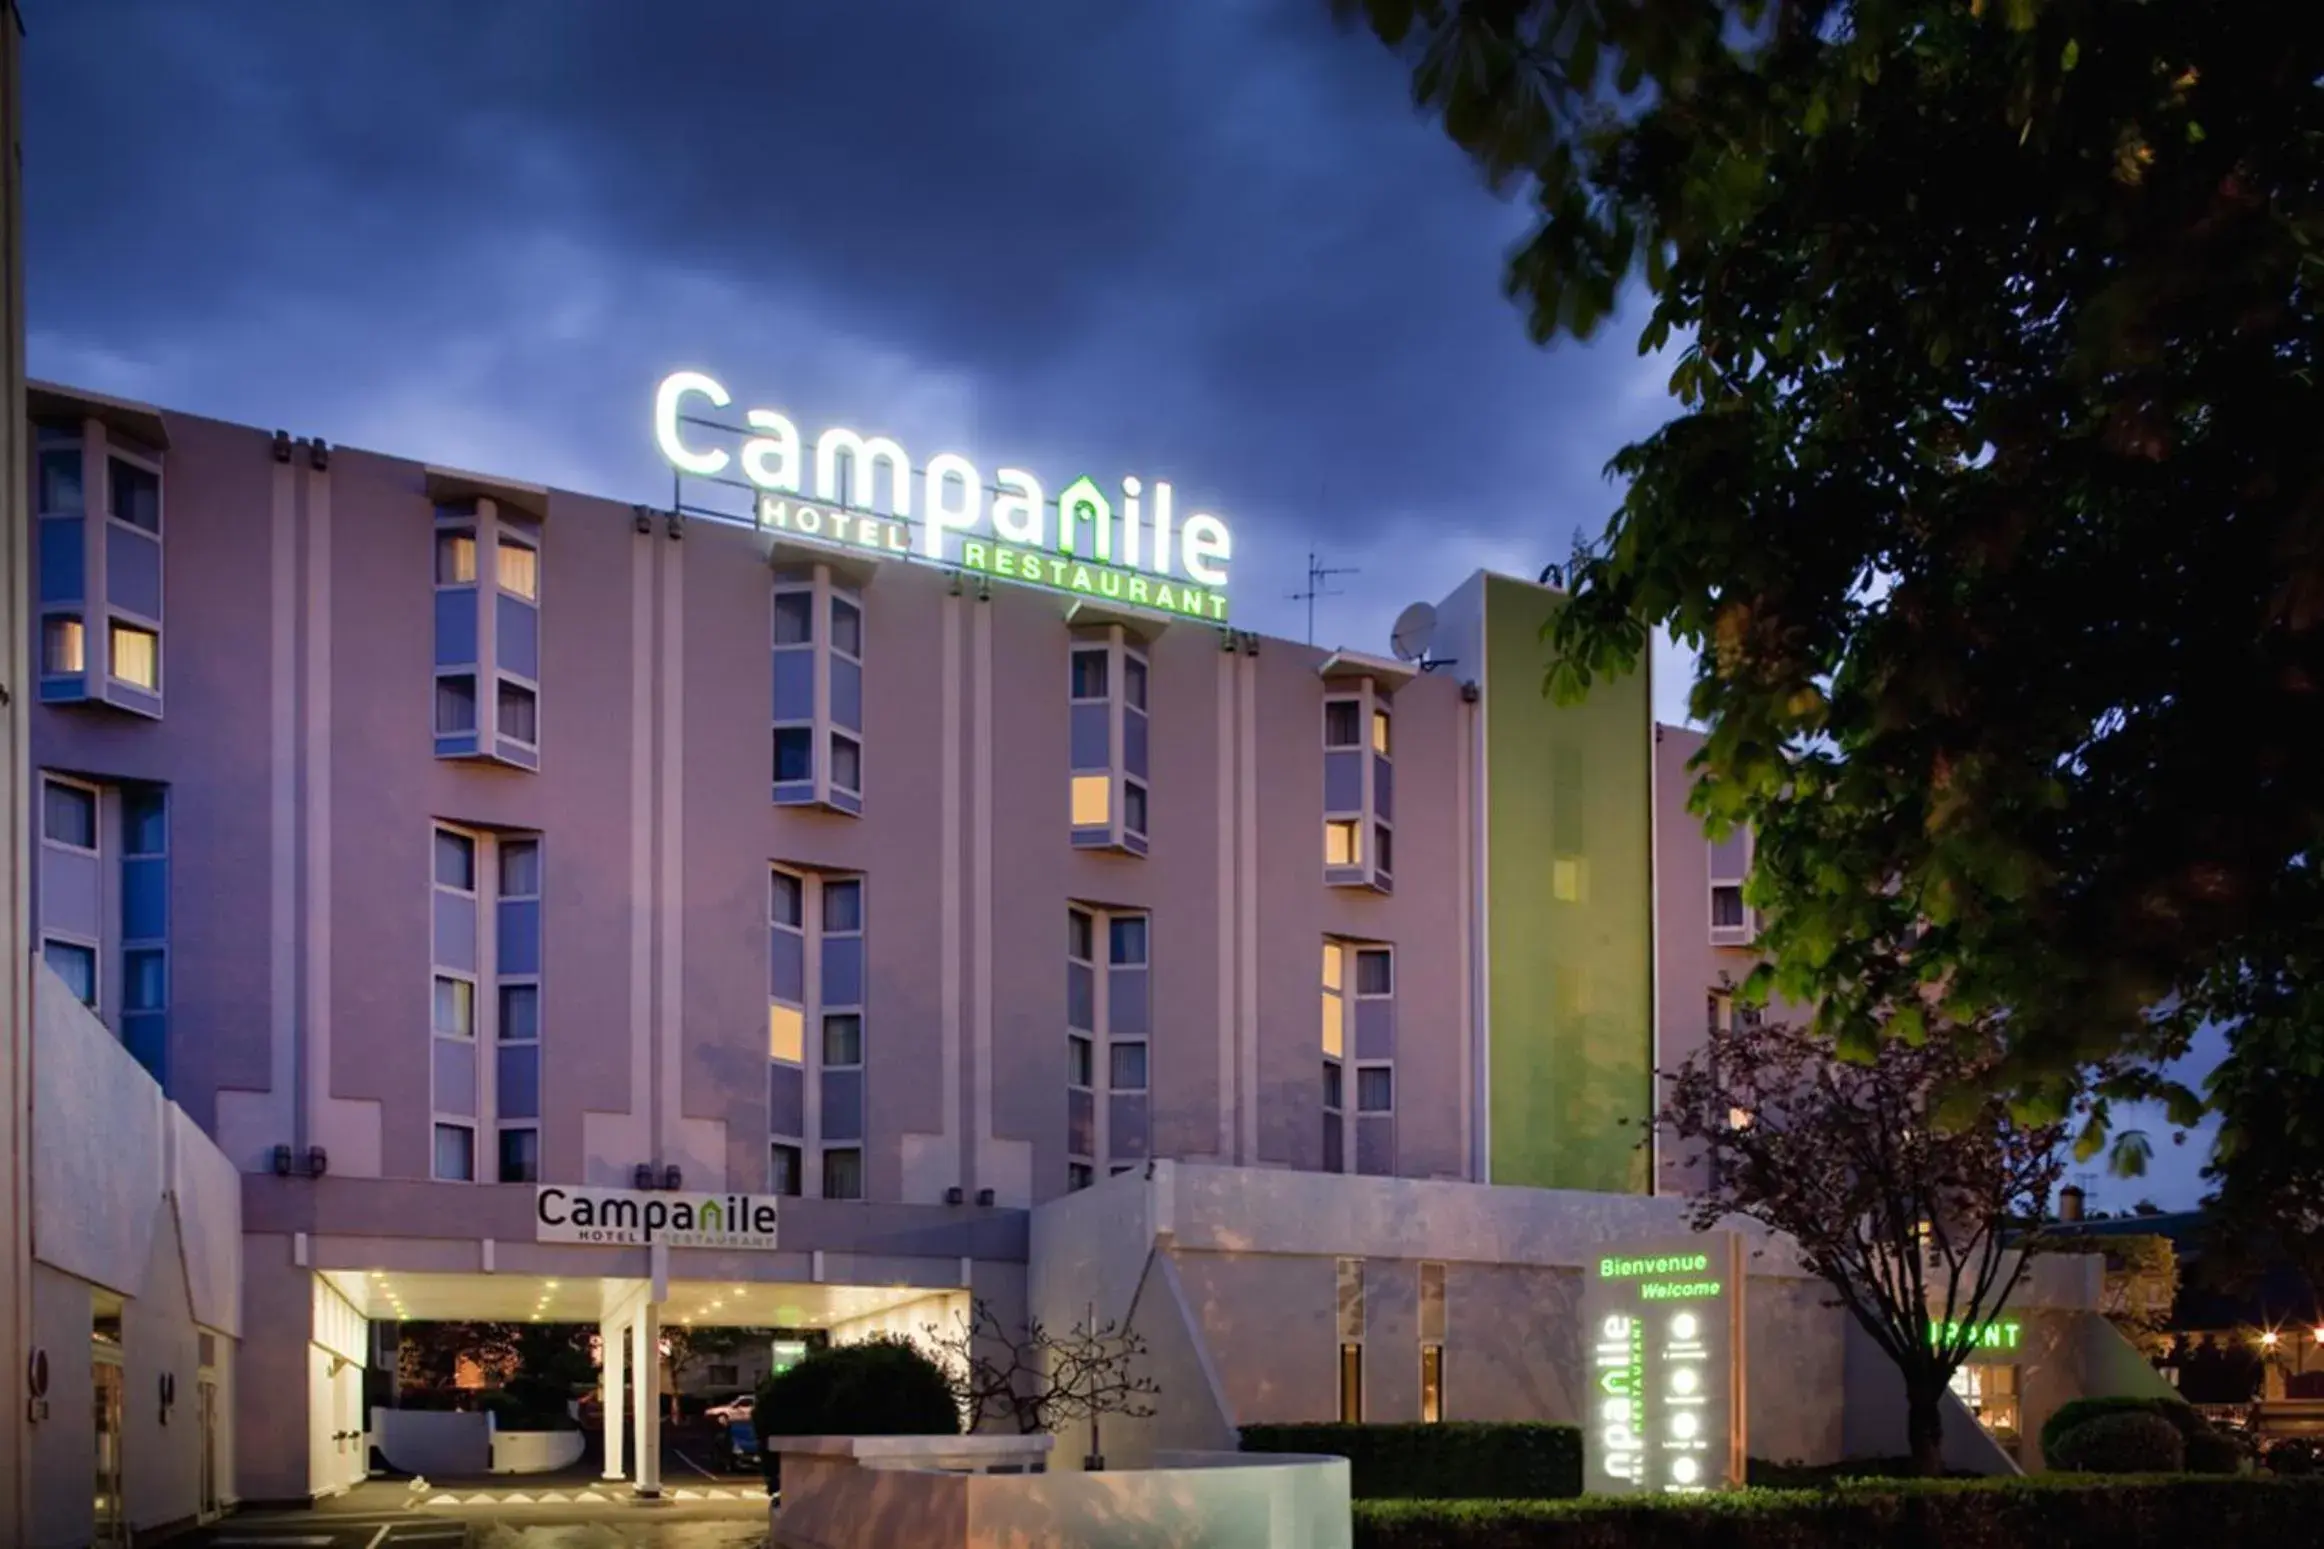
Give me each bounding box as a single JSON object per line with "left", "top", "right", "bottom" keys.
{"left": 962, "top": 540, "right": 987, "bottom": 570}
{"left": 1070, "top": 564, "right": 1095, "bottom": 593}
{"left": 1129, "top": 578, "right": 1151, "bottom": 604}
{"left": 1599, "top": 1253, "right": 1712, "bottom": 1280}
{"left": 1174, "top": 585, "right": 1206, "bottom": 617}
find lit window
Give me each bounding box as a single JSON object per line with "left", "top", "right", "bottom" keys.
{"left": 768, "top": 1003, "right": 805, "bottom": 1063}
{"left": 821, "top": 1147, "right": 864, "bottom": 1201}
{"left": 1420, "top": 1345, "right": 1443, "bottom": 1423}
{"left": 1322, "top": 943, "right": 1344, "bottom": 992}
{"left": 1729, "top": 1106, "right": 1754, "bottom": 1130}
{"left": 43, "top": 941, "right": 96, "bottom": 1006}
{"left": 823, "top": 1013, "right": 863, "bottom": 1067}
{"left": 42, "top": 617, "right": 84, "bottom": 675}
{"left": 433, "top": 1123, "right": 475, "bottom": 1183}
{"left": 1124, "top": 655, "right": 1147, "bottom": 711}
{"left": 497, "top": 681, "right": 538, "bottom": 745}
{"left": 1109, "top": 1041, "right": 1148, "bottom": 1092}
{"left": 1071, "top": 648, "right": 1108, "bottom": 701}
{"left": 433, "top": 976, "right": 475, "bottom": 1038}
{"left": 1356, "top": 949, "right": 1392, "bottom": 996}
{"left": 108, "top": 457, "right": 160, "bottom": 533}
{"left": 774, "top": 727, "right": 813, "bottom": 783}
{"left": 823, "top": 879, "right": 864, "bottom": 933}
{"left": 1325, "top": 820, "right": 1361, "bottom": 867}
{"left": 1109, "top": 915, "right": 1147, "bottom": 966}
{"left": 1324, "top": 700, "right": 1361, "bottom": 748}
{"left": 496, "top": 540, "right": 538, "bottom": 601}
{"left": 831, "top": 597, "right": 862, "bottom": 658}
{"left": 773, "top": 590, "right": 814, "bottom": 646}
{"left": 434, "top": 830, "right": 476, "bottom": 891}
{"left": 1371, "top": 709, "right": 1391, "bottom": 756}
{"left": 437, "top": 531, "right": 477, "bottom": 585}
{"left": 42, "top": 780, "right": 96, "bottom": 850}
{"left": 1338, "top": 1343, "right": 1363, "bottom": 1423}
{"left": 831, "top": 732, "right": 862, "bottom": 794}
{"left": 1322, "top": 993, "right": 1344, "bottom": 1059}
{"left": 771, "top": 1143, "right": 803, "bottom": 1196}
{"left": 1069, "top": 1035, "right": 1094, "bottom": 1088}
{"left": 109, "top": 623, "right": 158, "bottom": 691}
{"left": 436, "top": 675, "right": 478, "bottom": 735}
{"left": 497, "top": 1128, "right": 539, "bottom": 1184}
{"left": 1071, "top": 774, "right": 1110, "bottom": 826}
{"left": 1124, "top": 779, "right": 1148, "bottom": 837}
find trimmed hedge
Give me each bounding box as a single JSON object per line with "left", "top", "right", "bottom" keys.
{"left": 756, "top": 1336, "right": 960, "bottom": 1493}
{"left": 2047, "top": 1412, "right": 2185, "bottom": 1474}
{"left": 2041, "top": 1394, "right": 2240, "bottom": 1474}
{"left": 1353, "top": 1476, "right": 2324, "bottom": 1549}
{"left": 1241, "top": 1424, "right": 1582, "bottom": 1500}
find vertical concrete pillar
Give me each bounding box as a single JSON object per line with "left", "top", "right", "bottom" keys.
{"left": 599, "top": 1317, "right": 627, "bottom": 1482}
{"left": 630, "top": 1305, "right": 661, "bottom": 1497}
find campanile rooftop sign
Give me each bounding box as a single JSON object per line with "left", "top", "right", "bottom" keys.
{"left": 653, "top": 371, "right": 1235, "bottom": 622}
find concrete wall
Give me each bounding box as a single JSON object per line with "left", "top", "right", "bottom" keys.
{"left": 375, "top": 1408, "right": 490, "bottom": 1478}
{"left": 0, "top": 9, "right": 31, "bottom": 1543}
{"left": 24, "top": 966, "right": 241, "bottom": 1546}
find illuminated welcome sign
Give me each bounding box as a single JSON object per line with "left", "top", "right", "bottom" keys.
{"left": 1581, "top": 1233, "right": 1746, "bottom": 1495}
{"left": 653, "top": 372, "right": 1234, "bottom": 621}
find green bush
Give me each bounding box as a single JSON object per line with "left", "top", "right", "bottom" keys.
{"left": 755, "top": 1336, "right": 960, "bottom": 1493}
{"left": 2047, "top": 1412, "right": 2186, "bottom": 1474}
{"left": 2182, "top": 1426, "right": 2249, "bottom": 1476}
{"left": 2265, "top": 1437, "right": 2324, "bottom": 1476}
{"left": 1352, "top": 1476, "right": 2324, "bottom": 1549}
{"left": 2039, "top": 1395, "right": 2210, "bottom": 1466}
{"left": 1746, "top": 1456, "right": 1978, "bottom": 1487}
{"left": 1241, "top": 1423, "right": 1581, "bottom": 1499}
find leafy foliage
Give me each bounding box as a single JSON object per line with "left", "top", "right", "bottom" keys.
{"left": 2204, "top": 992, "right": 2324, "bottom": 1312}
{"left": 2044, "top": 1232, "right": 2178, "bottom": 1356}
{"left": 1337, "top": 0, "right": 2324, "bottom": 1105}
{"left": 2047, "top": 1410, "right": 2186, "bottom": 1473}
{"left": 1240, "top": 1423, "right": 1582, "bottom": 1499}
{"left": 1662, "top": 1013, "right": 2076, "bottom": 1473}
{"left": 2037, "top": 1392, "right": 2217, "bottom": 1469}
{"left": 753, "top": 1335, "right": 960, "bottom": 1440}
{"left": 1350, "top": 1476, "right": 2324, "bottom": 1549}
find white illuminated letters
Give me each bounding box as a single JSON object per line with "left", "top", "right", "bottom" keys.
{"left": 1582, "top": 1234, "right": 1745, "bottom": 1495}
{"left": 649, "top": 371, "right": 1234, "bottom": 621}
{"left": 656, "top": 371, "right": 732, "bottom": 476}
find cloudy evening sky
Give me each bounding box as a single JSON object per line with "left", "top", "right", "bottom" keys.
{"left": 18, "top": 0, "right": 2213, "bottom": 1208}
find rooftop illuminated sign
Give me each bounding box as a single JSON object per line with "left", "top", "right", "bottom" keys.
{"left": 653, "top": 371, "right": 1234, "bottom": 621}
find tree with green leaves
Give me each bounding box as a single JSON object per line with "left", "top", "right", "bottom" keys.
{"left": 2202, "top": 973, "right": 2324, "bottom": 1311}
{"left": 1337, "top": 0, "right": 2323, "bottom": 1137}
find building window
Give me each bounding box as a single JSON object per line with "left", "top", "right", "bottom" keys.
{"left": 433, "top": 824, "right": 542, "bottom": 1181}
{"left": 43, "top": 617, "right": 84, "bottom": 675}
{"left": 43, "top": 779, "right": 96, "bottom": 851}
{"left": 1709, "top": 830, "right": 1752, "bottom": 944}
{"left": 821, "top": 1147, "right": 864, "bottom": 1201}
{"left": 434, "top": 499, "right": 540, "bottom": 769}
{"left": 1325, "top": 940, "right": 1397, "bottom": 1176}
{"left": 44, "top": 941, "right": 96, "bottom": 1006}
{"left": 1420, "top": 1344, "right": 1444, "bottom": 1423}
{"left": 771, "top": 1143, "right": 803, "bottom": 1197}
{"left": 1950, "top": 1363, "right": 2022, "bottom": 1453}
{"left": 1323, "top": 680, "right": 1394, "bottom": 891}
{"left": 1068, "top": 905, "right": 1152, "bottom": 1183}
{"left": 1067, "top": 628, "right": 1149, "bottom": 854}
{"left": 109, "top": 456, "right": 160, "bottom": 533}
{"left": 1322, "top": 942, "right": 1347, "bottom": 1172}
{"left": 1068, "top": 1162, "right": 1094, "bottom": 1192}
{"left": 771, "top": 569, "right": 865, "bottom": 814}
{"left": 498, "top": 1127, "right": 539, "bottom": 1184}
{"left": 1357, "top": 1067, "right": 1393, "bottom": 1113}
{"left": 771, "top": 866, "right": 868, "bottom": 1195}
{"left": 1337, "top": 1256, "right": 1366, "bottom": 1423}
{"left": 1711, "top": 885, "right": 1746, "bottom": 931}
{"left": 434, "top": 1123, "right": 476, "bottom": 1183}
{"left": 108, "top": 623, "right": 158, "bottom": 692}
{"left": 1420, "top": 1259, "right": 1447, "bottom": 1423}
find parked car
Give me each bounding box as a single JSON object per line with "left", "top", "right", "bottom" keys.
{"left": 704, "top": 1393, "right": 755, "bottom": 1425}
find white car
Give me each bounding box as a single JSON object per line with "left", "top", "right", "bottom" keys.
{"left": 705, "top": 1394, "right": 755, "bottom": 1425}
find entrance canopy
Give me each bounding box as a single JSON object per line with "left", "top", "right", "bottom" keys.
{"left": 320, "top": 1270, "right": 952, "bottom": 1330}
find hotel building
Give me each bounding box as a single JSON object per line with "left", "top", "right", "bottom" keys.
{"left": 8, "top": 376, "right": 2160, "bottom": 1537}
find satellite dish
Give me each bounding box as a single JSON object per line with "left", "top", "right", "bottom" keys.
{"left": 1390, "top": 601, "right": 1438, "bottom": 664}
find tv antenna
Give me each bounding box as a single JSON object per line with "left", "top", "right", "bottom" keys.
{"left": 1290, "top": 551, "right": 1358, "bottom": 646}
{"left": 1389, "top": 600, "right": 1458, "bottom": 673}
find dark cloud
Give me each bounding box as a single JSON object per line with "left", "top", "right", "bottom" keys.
{"left": 23, "top": 0, "right": 1682, "bottom": 666}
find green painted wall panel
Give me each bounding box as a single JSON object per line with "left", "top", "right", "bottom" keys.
{"left": 1483, "top": 574, "right": 1653, "bottom": 1193}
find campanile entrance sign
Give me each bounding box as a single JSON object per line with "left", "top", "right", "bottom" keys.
{"left": 1580, "top": 1232, "right": 1747, "bottom": 1494}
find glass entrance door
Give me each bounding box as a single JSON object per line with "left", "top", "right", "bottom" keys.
{"left": 92, "top": 1356, "right": 127, "bottom": 1548}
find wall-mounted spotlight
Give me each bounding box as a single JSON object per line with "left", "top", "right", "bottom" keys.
{"left": 271, "top": 431, "right": 292, "bottom": 464}
{"left": 665, "top": 511, "right": 685, "bottom": 541}
{"left": 975, "top": 578, "right": 992, "bottom": 603}
{"left": 1460, "top": 680, "right": 1480, "bottom": 704}
{"left": 975, "top": 1188, "right": 995, "bottom": 1207}
{"left": 307, "top": 1146, "right": 329, "bottom": 1178}
{"left": 944, "top": 1187, "right": 965, "bottom": 1206}
{"left": 633, "top": 505, "right": 654, "bottom": 535}
{"left": 1241, "top": 631, "right": 1259, "bottom": 657}
{"left": 948, "top": 573, "right": 964, "bottom": 598}
{"left": 1219, "top": 629, "right": 1238, "bottom": 653}
{"left": 271, "top": 1144, "right": 295, "bottom": 1177}
{"left": 308, "top": 439, "right": 330, "bottom": 472}
{"left": 633, "top": 1163, "right": 656, "bottom": 1190}
{"left": 662, "top": 1163, "right": 683, "bottom": 1191}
